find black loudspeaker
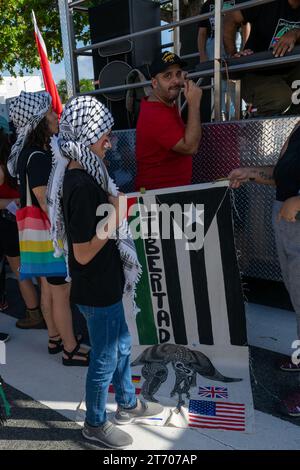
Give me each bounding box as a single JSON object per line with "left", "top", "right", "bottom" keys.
{"left": 88, "top": 0, "right": 161, "bottom": 129}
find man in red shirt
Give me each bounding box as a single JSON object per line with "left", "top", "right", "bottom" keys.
{"left": 135, "top": 51, "right": 203, "bottom": 191}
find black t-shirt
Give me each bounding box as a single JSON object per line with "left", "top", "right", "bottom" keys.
{"left": 62, "top": 168, "right": 124, "bottom": 307}
{"left": 273, "top": 125, "right": 300, "bottom": 201}
{"left": 199, "top": 0, "right": 216, "bottom": 38}
{"left": 242, "top": 0, "right": 300, "bottom": 52}
{"left": 17, "top": 145, "right": 52, "bottom": 208}
{"left": 199, "top": 0, "right": 236, "bottom": 38}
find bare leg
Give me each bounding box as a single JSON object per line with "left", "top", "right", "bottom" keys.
{"left": 49, "top": 283, "right": 75, "bottom": 348}
{"left": 40, "top": 277, "right": 59, "bottom": 337}
{"left": 48, "top": 282, "right": 88, "bottom": 361}
{"left": 6, "top": 256, "right": 39, "bottom": 309}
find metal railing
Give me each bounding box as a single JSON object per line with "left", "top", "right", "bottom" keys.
{"left": 58, "top": 0, "right": 290, "bottom": 121}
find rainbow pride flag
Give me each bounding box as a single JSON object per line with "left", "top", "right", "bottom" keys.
{"left": 16, "top": 205, "right": 67, "bottom": 280}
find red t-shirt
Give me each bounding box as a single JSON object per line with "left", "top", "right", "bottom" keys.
{"left": 135, "top": 98, "right": 192, "bottom": 191}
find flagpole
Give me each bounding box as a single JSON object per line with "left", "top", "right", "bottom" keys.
{"left": 31, "top": 11, "right": 45, "bottom": 91}
{"left": 32, "top": 10, "right": 63, "bottom": 117}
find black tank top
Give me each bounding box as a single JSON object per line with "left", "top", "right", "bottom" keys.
{"left": 273, "top": 125, "right": 300, "bottom": 202}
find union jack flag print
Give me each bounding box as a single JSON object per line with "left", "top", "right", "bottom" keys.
{"left": 198, "top": 386, "right": 228, "bottom": 399}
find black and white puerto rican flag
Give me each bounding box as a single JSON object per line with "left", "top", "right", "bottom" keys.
{"left": 126, "top": 181, "right": 247, "bottom": 348}
{"left": 117, "top": 182, "right": 254, "bottom": 432}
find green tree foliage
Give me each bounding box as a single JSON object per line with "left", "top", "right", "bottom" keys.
{"left": 57, "top": 79, "right": 67, "bottom": 103}
{"left": 57, "top": 78, "right": 94, "bottom": 103}
{"left": 79, "top": 78, "right": 94, "bottom": 93}
{"left": 0, "top": 0, "right": 203, "bottom": 75}
{"left": 158, "top": 1, "right": 203, "bottom": 22}
{"left": 0, "top": 0, "right": 89, "bottom": 75}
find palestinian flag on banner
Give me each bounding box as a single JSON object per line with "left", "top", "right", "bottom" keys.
{"left": 126, "top": 182, "right": 246, "bottom": 348}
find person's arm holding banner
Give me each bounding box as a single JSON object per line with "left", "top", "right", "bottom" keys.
{"left": 228, "top": 166, "right": 276, "bottom": 188}
{"left": 228, "top": 166, "right": 300, "bottom": 222}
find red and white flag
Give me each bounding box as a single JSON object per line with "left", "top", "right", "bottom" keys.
{"left": 32, "top": 10, "right": 63, "bottom": 117}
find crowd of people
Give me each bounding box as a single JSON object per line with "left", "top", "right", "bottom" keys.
{"left": 0, "top": 86, "right": 168, "bottom": 447}
{"left": 1, "top": 0, "right": 300, "bottom": 442}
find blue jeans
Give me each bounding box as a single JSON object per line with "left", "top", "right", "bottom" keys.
{"left": 77, "top": 301, "right": 137, "bottom": 426}
{"left": 272, "top": 201, "right": 300, "bottom": 339}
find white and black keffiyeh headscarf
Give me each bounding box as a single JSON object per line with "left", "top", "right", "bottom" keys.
{"left": 8, "top": 91, "right": 51, "bottom": 177}
{"left": 47, "top": 95, "right": 142, "bottom": 314}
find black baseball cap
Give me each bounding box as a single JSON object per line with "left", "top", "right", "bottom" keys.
{"left": 150, "top": 51, "right": 187, "bottom": 78}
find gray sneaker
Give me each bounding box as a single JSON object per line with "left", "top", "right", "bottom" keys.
{"left": 114, "top": 399, "right": 164, "bottom": 425}
{"left": 0, "top": 332, "right": 10, "bottom": 343}
{"left": 82, "top": 421, "right": 133, "bottom": 449}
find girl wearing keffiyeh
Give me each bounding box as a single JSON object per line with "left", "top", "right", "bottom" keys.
{"left": 8, "top": 91, "right": 88, "bottom": 366}
{"left": 48, "top": 95, "right": 163, "bottom": 448}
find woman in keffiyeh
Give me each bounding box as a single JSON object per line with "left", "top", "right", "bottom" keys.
{"left": 8, "top": 91, "right": 88, "bottom": 366}
{"left": 48, "top": 95, "right": 163, "bottom": 448}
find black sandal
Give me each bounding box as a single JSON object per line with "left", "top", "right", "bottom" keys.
{"left": 48, "top": 334, "right": 83, "bottom": 355}
{"left": 48, "top": 336, "right": 63, "bottom": 355}
{"left": 62, "top": 342, "right": 89, "bottom": 367}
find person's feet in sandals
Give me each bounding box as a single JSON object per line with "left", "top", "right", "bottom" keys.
{"left": 62, "top": 339, "right": 89, "bottom": 366}
{"left": 48, "top": 334, "right": 83, "bottom": 355}
{"left": 0, "top": 300, "right": 8, "bottom": 312}
{"left": 0, "top": 332, "right": 10, "bottom": 343}
{"left": 279, "top": 358, "right": 300, "bottom": 372}
{"left": 281, "top": 390, "right": 300, "bottom": 417}
{"left": 48, "top": 335, "right": 63, "bottom": 354}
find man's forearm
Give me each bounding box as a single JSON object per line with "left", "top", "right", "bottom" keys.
{"left": 248, "top": 166, "right": 276, "bottom": 186}
{"left": 73, "top": 211, "right": 121, "bottom": 265}
{"left": 198, "top": 28, "right": 208, "bottom": 60}
{"left": 223, "top": 18, "right": 239, "bottom": 56}
{"left": 185, "top": 102, "right": 202, "bottom": 154}
{"left": 75, "top": 232, "right": 110, "bottom": 266}
{"left": 242, "top": 23, "right": 251, "bottom": 49}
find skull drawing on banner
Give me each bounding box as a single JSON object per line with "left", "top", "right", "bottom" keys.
{"left": 131, "top": 344, "right": 242, "bottom": 409}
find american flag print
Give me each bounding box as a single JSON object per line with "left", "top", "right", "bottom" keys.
{"left": 188, "top": 400, "right": 245, "bottom": 431}
{"left": 198, "top": 386, "right": 228, "bottom": 399}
